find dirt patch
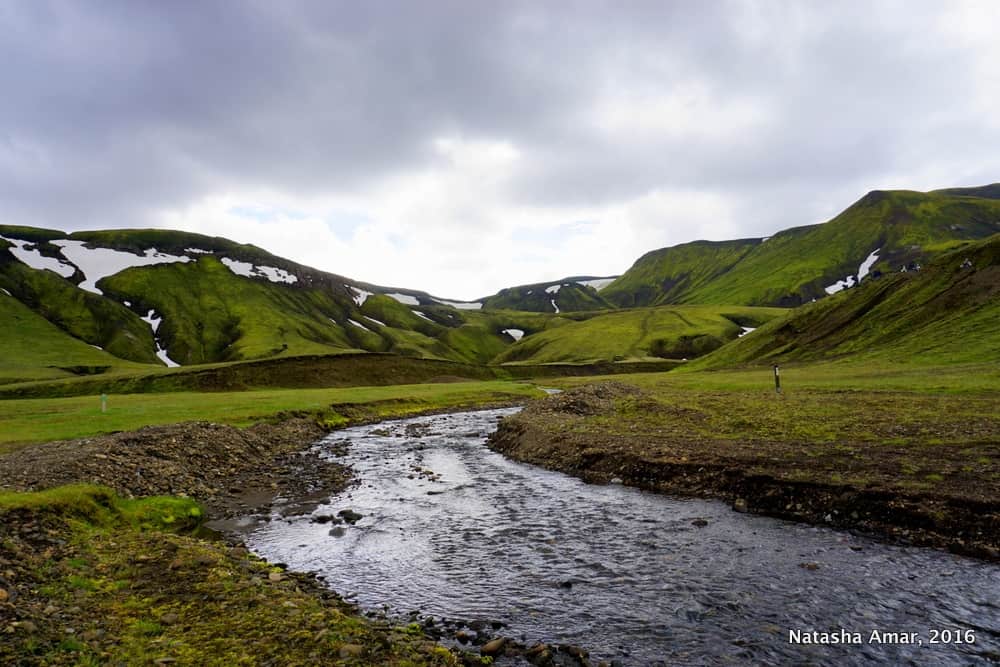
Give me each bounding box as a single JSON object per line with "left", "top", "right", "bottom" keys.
{"left": 0, "top": 418, "right": 349, "bottom": 520}
{"left": 488, "top": 383, "right": 1000, "bottom": 560}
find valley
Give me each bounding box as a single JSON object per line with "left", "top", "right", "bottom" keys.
{"left": 1, "top": 183, "right": 998, "bottom": 665}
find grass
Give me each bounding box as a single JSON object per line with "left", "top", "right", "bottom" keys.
{"left": 0, "top": 485, "right": 469, "bottom": 666}
{"left": 0, "top": 379, "right": 545, "bottom": 452}
{"left": 603, "top": 187, "right": 1000, "bottom": 307}
{"left": 684, "top": 233, "right": 1000, "bottom": 370}
{"left": 493, "top": 304, "right": 787, "bottom": 364}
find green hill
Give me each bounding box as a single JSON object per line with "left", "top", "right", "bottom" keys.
{"left": 480, "top": 277, "right": 617, "bottom": 312}
{"left": 687, "top": 234, "right": 1000, "bottom": 369}
{"left": 604, "top": 186, "right": 1000, "bottom": 308}
{"left": 493, "top": 305, "right": 787, "bottom": 364}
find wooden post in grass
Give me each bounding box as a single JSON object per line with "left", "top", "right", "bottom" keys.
{"left": 773, "top": 365, "right": 781, "bottom": 395}
{"left": 100, "top": 393, "right": 108, "bottom": 413}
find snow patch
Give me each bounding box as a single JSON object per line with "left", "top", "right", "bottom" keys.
{"left": 576, "top": 278, "right": 616, "bottom": 291}
{"left": 411, "top": 310, "right": 433, "bottom": 321}
{"left": 385, "top": 292, "right": 420, "bottom": 306}
{"left": 139, "top": 309, "right": 180, "bottom": 367}
{"left": 545, "top": 284, "right": 562, "bottom": 294}
{"left": 1, "top": 235, "right": 77, "bottom": 278}
{"left": 90, "top": 345, "right": 103, "bottom": 351}
{"left": 364, "top": 316, "right": 386, "bottom": 327}
{"left": 761, "top": 237, "right": 771, "bottom": 243}
{"left": 857, "top": 248, "right": 880, "bottom": 281}
{"left": 824, "top": 247, "right": 881, "bottom": 295}
{"left": 221, "top": 258, "right": 298, "bottom": 284}
{"left": 140, "top": 309, "right": 162, "bottom": 333}
{"left": 348, "top": 286, "right": 373, "bottom": 306}
{"left": 1, "top": 288, "right": 11, "bottom": 297}
{"left": 185, "top": 247, "right": 213, "bottom": 254}
{"left": 347, "top": 318, "right": 372, "bottom": 332}
{"left": 738, "top": 326, "right": 757, "bottom": 338}
{"left": 502, "top": 328, "right": 525, "bottom": 341}
{"left": 433, "top": 299, "right": 482, "bottom": 310}
{"left": 551, "top": 299, "right": 560, "bottom": 313}
{"left": 123, "top": 300, "right": 131, "bottom": 307}
{"left": 53, "top": 240, "right": 192, "bottom": 294}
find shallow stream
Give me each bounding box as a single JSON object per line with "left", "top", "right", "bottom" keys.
{"left": 245, "top": 408, "right": 999, "bottom": 666}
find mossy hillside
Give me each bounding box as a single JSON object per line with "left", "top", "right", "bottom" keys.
{"left": 687, "top": 233, "right": 1000, "bottom": 370}
{"left": 492, "top": 305, "right": 787, "bottom": 364}
{"left": 605, "top": 187, "right": 1000, "bottom": 307}
{"left": 0, "top": 293, "right": 148, "bottom": 384}
{"left": 0, "top": 251, "right": 159, "bottom": 364}
{"left": 0, "top": 486, "right": 466, "bottom": 666}
{"left": 601, "top": 238, "right": 764, "bottom": 307}
{"left": 481, "top": 279, "right": 616, "bottom": 312}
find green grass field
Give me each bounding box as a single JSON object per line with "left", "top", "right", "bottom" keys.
{"left": 0, "top": 380, "right": 545, "bottom": 452}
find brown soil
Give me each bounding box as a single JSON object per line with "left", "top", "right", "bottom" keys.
{"left": 487, "top": 383, "right": 1000, "bottom": 560}
{"left": 0, "top": 418, "right": 350, "bottom": 519}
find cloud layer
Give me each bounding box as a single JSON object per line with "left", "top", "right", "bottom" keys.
{"left": 3, "top": 1, "right": 998, "bottom": 298}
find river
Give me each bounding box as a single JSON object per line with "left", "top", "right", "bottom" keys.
{"left": 244, "top": 408, "right": 999, "bottom": 666}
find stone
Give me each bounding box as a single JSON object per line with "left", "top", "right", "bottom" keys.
{"left": 268, "top": 571, "right": 284, "bottom": 582}
{"left": 337, "top": 509, "right": 364, "bottom": 525}
{"left": 159, "top": 612, "right": 180, "bottom": 625}
{"left": 691, "top": 519, "right": 709, "bottom": 527}
{"left": 0, "top": 589, "right": 8, "bottom": 603}
{"left": 799, "top": 562, "right": 820, "bottom": 571}
{"left": 481, "top": 637, "right": 507, "bottom": 656}
{"left": 733, "top": 498, "right": 748, "bottom": 513}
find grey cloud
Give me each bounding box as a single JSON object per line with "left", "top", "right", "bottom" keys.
{"left": 0, "top": 0, "right": 996, "bottom": 236}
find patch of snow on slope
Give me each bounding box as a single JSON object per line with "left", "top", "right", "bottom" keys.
{"left": 221, "top": 258, "right": 297, "bottom": 284}
{"left": 185, "top": 247, "right": 213, "bottom": 254}
{"left": 545, "top": 284, "right": 562, "bottom": 294}
{"left": 551, "top": 299, "right": 560, "bottom": 313}
{"left": 386, "top": 292, "right": 420, "bottom": 305}
{"left": 1, "top": 288, "right": 11, "bottom": 297}
{"left": 90, "top": 345, "right": 103, "bottom": 351}
{"left": 411, "top": 310, "right": 433, "bottom": 321}
{"left": 576, "top": 278, "right": 616, "bottom": 291}
{"left": 738, "top": 326, "right": 757, "bottom": 338}
{"left": 433, "top": 299, "right": 482, "bottom": 310}
{"left": 824, "top": 276, "right": 856, "bottom": 295}
{"left": 139, "top": 309, "right": 180, "bottom": 367}
{"left": 53, "top": 240, "right": 191, "bottom": 294}
{"left": 140, "top": 309, "right": 161, "bottom": 333}
{"left": 347, "top": 318, "right": 372, "bottom": 332}
{"left": 502, "top": 328, "right": 525, "bottom": 341}
{"left": 364, "top": 316, "right": 386, "bottom": 327}
{"left": 1, "top": 235, "right": 77, "bottom": 278}
{"left": 348, "top": 286, "right": 373, "bottom": 306}
{"left": 857, "top": 248, "right": 880, "bottom": 281}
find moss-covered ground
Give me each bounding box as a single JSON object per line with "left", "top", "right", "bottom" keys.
{"left": 0, "top": 485, "right": 472, "bottom": 666}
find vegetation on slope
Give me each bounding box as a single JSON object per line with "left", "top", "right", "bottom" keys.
{"left": 481, "top": 278, "right": 616, "bottom": 312}
{"left": 0, "top": 247, "right": 159, "bottom": 365}
{"left": 605, "top": 186, "right": 1000, "bottom": 307}
{"left": 688, "top": 233, "right": 1000, "bottom": 369}
{"left": 493, "top": 305, "right": 786, "bottom": 364}
{"left": 0, "top": 292, "right": 146, "bottom": 384}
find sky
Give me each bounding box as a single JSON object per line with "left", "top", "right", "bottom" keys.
{"left": 2, "top": 1, "right": 999, "bottom": 300}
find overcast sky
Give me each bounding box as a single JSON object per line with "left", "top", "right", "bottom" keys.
{"left": 2, "top": 1, "right": 999, "bottom": 299}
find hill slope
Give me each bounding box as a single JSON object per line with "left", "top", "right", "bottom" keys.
{"left": 688, "top": 234, "right": 1000, "bottom": 369}
{"left": 479, "top": 276, "right": 618, "bottom": 313}
{"left": 604, "top": 186, "right": 1000, "bottom": 308}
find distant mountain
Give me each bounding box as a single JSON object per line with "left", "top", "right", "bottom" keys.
{"left": 479, "top": 276, "right": 619, "bottom": 313}
{"left": 688, "top": 233, "right": 1000, "bottom": 369}
{"left": 0, "top": 227, "right": 520, "bottom": 373}
{"left": 603, "top": 185, "right": 1000, "bottom": 308}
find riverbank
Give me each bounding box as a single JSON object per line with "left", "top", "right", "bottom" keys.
{"left": 487, "top": 383, "right": 1000, "bottom": 560}
{"left": 0, "top": 394, "right": 538, "bottom": 666}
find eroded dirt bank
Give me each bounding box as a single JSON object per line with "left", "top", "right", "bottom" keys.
{"left": 487, "top": 383, "right": 1000, "bottom": 560}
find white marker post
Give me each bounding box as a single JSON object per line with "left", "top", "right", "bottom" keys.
{"left": 100, "top": 393, "right": 108, "bottom": 413}
{"left": 773, "top": 365, "right": 781, "bottom": 395}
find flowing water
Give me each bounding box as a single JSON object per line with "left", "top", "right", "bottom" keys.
{"left": 245, "top": 408, "right": 1000, "bottom": 666}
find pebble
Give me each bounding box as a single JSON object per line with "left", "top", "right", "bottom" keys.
{"left": 0, "top": 588, "right": 8, "bottom": 603}
{"left": 481, "top": 637, "right": 507, "bottom": 656}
